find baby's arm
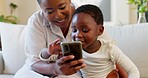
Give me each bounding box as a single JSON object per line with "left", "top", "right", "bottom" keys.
{"left": 39, "top": 38, "right": 62, "bottom": 62}
{"left": 113, "top": 45, "right": 140, "bottom": 78}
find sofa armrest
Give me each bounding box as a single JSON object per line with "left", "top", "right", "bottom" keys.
{"left": 0, "top": 52, "right": 4, "bottom": 74}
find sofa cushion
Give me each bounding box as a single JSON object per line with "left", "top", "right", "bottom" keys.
{"left": 0, "top": 52, "right": 3, "bottom": 73}
{"left": 0, "top": 74, "right": 13, "bottom": 78}
{"left": 0, "top": 22, "right": 26, "bottom": 74}
{"left": 105, "top": 23, "right": 148, "bottom": 78}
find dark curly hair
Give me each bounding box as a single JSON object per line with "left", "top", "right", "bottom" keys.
{"left": 37, "top": 0, "right": 71, "bottom": 5}
{"left": 73, "top": 4, "right": 104, "bottom": 25}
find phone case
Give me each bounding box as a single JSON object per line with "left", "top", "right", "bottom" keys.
{"left": 60, "top": 41, "right": 82, "bottom": 60}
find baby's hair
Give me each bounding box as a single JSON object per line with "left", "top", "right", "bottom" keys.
{"left": 73, "top": 4, "right": 104, "bottom": 25}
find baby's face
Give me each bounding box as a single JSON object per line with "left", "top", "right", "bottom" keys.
{"left": 71, "top": 13, "right": 104, "bottom": 51}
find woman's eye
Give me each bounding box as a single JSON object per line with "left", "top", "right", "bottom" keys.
{"left": 47, "top": 12, "right": 52, "bottom": 14}
{"left": 72, "top": 28, "right": 77, "bottom": 32}
{"left": 59, "top": 6, "right": 65, "bottom": 10}
{"left": 47, "top": 10, "right": 53, "bottom": 14}
{"left": 45, "top": 9, "right": 53, "bottom": 14}
{"left": 59, "top": 4, "right": 66, "bottom": 10}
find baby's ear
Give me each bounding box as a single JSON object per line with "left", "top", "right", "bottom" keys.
{"left": 97, "top": 25, "right": 104, "bottom": 36}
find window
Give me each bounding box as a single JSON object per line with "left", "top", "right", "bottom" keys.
{"left": 72, "top": 0, "right": 111, "bottom": 22}
{"left": 72, "top": 0, "right": 131, "bottom": 25}
{"left": 99, "top": 0, "right": 111, "bottom": 22}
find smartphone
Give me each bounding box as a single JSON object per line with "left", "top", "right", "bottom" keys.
{"left": 60, "top": 41, "right": 82, "bottom": 61}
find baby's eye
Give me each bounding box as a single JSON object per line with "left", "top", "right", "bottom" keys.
{"left": 82, "top": 28, "right": 88, "bottom": 32}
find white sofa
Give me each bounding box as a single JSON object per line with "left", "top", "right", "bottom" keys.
{"left": 0, "top": 22, "right": 26, "bottom": 78}
{"left": 0, "top": 22, "right": 148, "bottom": 78}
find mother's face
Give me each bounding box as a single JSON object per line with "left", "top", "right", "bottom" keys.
{"left": 40, "top": 0, "right": 73, "bottom": 29}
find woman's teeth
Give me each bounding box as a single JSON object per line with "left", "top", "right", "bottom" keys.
{"left": 57, "top": 19, "right": 64, "bottom": 23}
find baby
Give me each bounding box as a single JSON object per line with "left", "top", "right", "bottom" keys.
{"left": 39, "top": 4, "right": 140, "bottom": 78}
{"left": 71, "top": 4, "right": 140, "bottom": 78}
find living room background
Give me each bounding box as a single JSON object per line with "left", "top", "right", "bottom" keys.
{"left": 0, "top": 0, "right": 139, "bottom": 25}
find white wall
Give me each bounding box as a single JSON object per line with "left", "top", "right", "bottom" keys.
{"left": 0, "top": 0, "right": 18, "bottom": 16}
{"left": 129, "top": 5, "right": 137, "bottom": 24}
{"left": 1, "top": 0, "right": 137, "bottom": 25}
{"left": 0, "top": 0, "right": 40, "bottom": 24}
{"left": 18, "top": 0, "right": 40, "bottom": 24}
{"left": 112, "top": 0, "right": 137, "bottom": 25}
{"left": 0, "top": 0, "right": 6, "bottom": 15}
{"left": 72, "top": 0, "right": 137, "bottom": 25}
{"left": 111, "top": 0, "right": 130, "bottom": 25}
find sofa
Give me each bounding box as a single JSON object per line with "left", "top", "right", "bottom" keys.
{"left": 0, "top": 22, "right": 148, "bottom": 78}
{"left": 0, "top": 22, "right": 26, "bottom": 78}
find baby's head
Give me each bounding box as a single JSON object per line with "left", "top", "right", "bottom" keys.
{"left": 73, "top": 4, "right": 104, "bottom": 25}
{"left": 71, "top": 4, "right": 104, "bottom": 51}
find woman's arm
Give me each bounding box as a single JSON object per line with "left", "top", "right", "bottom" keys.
{"left": 32, "top": 55, "right": 86, "bottom": 76}
{"left": 25, "top": 12, "right": 86, "bottom": 76}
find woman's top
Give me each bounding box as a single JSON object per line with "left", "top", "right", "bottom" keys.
{"left": 24, "top": 3, "right": 82, "bottom": 77}
{"left": 81, "top": 38, "right": 140, "bottom": 78}
{"left": 25, "top": 10, "right": 73, "bottom": 66}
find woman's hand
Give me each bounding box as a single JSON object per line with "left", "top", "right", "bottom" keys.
{"left": 116, "top": 64, "right": 128, "bottom": 78}
{"left": 54, "top": 55, "right": 86, "bottom": 75}
{"left": 107, "top": 64, "right": 128, "bottom": 78}
{"left": 106, "top": 69, "right": 119, "bottom": 78}
{"left": 48, "top": 39, "right": 86, "bottom": 75}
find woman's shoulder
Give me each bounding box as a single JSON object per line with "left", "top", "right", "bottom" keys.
{"left": 28, "top": 10, "right": 49, "bottom": 27}
{"left": 29, "top": 10, "right": 44, "bottom": 21}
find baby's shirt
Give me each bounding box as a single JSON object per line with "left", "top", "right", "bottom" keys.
{"left": 81, "top": 39, "right": 140, "bottom": 78}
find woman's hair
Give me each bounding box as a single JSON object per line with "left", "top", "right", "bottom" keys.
{"left": 73, "top": 4, "right": 104, "bottom": 25}
{"left": 37, "top": 0, "right": 41, "bottom": 4}
{"left": 37, "top": 0, "right": 71, "bottom": 5}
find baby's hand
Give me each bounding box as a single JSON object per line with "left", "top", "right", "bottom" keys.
{"left": 48, "top": 38, "right": 62, "bottom": 58}
{"left": 39, "top": 38, "right": 62, "bottom": 62}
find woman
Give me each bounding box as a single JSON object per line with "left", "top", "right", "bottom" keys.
{"left": 14, "top": 0, "right": 126, "bottom": 78}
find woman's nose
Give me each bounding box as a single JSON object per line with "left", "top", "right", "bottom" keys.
{"left": 55, "top": 10, "right": 62, "bottom": 19}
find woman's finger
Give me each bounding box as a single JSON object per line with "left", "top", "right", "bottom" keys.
{"left": 57, "top": 55, "right": 74, "bottom": 65}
